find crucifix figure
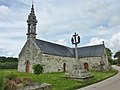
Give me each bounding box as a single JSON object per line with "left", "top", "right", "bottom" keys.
{"left": 71, "top": 32, "right": 80, "bottom": 60}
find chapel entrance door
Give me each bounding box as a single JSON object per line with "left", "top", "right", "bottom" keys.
{"left": 26, "top": 61, "right": 30, "bottom": 73}
{"left": 63, "top": 63, "right": 66, "bottom": 72}
{"left": 84, "top": 63, "right": 89, "bottom": 70}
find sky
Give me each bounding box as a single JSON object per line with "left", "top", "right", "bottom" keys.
{"left": 0, "top": 0, "right": 120, "bottom": 57}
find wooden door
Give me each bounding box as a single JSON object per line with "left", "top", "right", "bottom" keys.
{"left": 63, "top": 63, "right": 66, "bottom": 72}
{"left": 84, "top": 63, "right": 89, "bottom": 70}
{"left": 26, "top": 61, "right": 30, "bottom": 73}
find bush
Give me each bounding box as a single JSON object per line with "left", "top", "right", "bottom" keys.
{"left": 110, "top": 59, "right": 118, "bottom": 65}
{"left": 32, "top": 64, "right": 43, "bottom": 78}
{"left": 32, "top": 64, "right": 43, "bottom": 74}
{"left": 6, "top": 72, "right": 17, "bottom": 80}
{"left": 23, "top": 77, "right": 32, "bottom": 85}
{"left": 0, "top": 57, "right": 18, "bottom": 63}
{"left": 0, "top": 62, "right": 18, "bottom": 69}
{"left": 0, "top": 57, "right": 18, "bottom": 69}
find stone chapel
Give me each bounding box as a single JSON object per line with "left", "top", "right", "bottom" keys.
{"left": 18, "top": 4, "right": 109, "bottom": 73}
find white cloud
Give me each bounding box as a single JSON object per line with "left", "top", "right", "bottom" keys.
{"left": 0, "top": 0, "right": 120, "bottom": 57}
{"left": 93, "top": 26, "right": 109, "bottom": 36}
{"left": 0, "top": 46, "right": 5, "bottom": 54}
{"left": 0, "top": 38, "right": 26, "bottom": 57}
{"left": 81, "top": 0, "right": 109, "bottom": 13}
{"left": 107, "top": 33, "right": 120, "bottom": 52}
{"left": 86, "top": 32, "right": 120, "bottom": 55}
{"left": 86, "top": 37, "right": 105, "bottom": 46}
{"left": 108, "top": 15, "right": 120, "bottom": 27}
{"left": 0, "top": 45, "right": 13, "bottom": 56}
{"left": 0, "top": 5, "right": 11, "bottom": 15}
{"left": 54, "top": 38, "right": 67, "bottom": 46}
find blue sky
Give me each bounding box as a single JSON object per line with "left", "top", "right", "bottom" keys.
{"left": 0, "top": 0, "right": 120, "bottom": 57}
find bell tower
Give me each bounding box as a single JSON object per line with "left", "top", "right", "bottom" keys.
{"left": 26, "top": 3, "right": 37, "bottom": 40}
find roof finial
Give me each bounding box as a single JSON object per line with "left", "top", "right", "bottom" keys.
{"left": 102, "top": 41, "right": 105, "bottom": 45}
{"left": 32, "top": 0, "right": 34, "bottom": 9}
{"left": 30, "top": 0, "right": 35, "bottom": 14}
{"left": 32, "top": 0, "right": 34, "bottom": 5}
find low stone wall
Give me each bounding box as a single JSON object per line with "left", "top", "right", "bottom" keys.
{"left": 39, "top": 83, "right": 52, "bottom": 90}
{"left": 17, "top": 83, "right": 52, "bottom": 90}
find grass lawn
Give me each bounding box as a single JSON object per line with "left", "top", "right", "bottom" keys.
{"left": 0, "top": 69, "right": 118, "bottom": 90}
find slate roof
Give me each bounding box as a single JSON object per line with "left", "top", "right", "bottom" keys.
{"left": 35, "top": 39, "right": 74, "bottom": 57}
{"left": 77, "top": 45, "right": 104, "bottom": 57}
{"left": 35, "top": 39, "right": 104, "bottom": 58}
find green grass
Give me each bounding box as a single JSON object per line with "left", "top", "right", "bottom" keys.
{"left": 0, "top": 69, "right": 118, "bottom": 90}
{"left": 0, "top": 72, "right": 4, "bottom": 90}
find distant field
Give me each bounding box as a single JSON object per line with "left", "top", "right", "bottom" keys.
{"left": 0, "top": 69, "right": 118, "bottom": 90}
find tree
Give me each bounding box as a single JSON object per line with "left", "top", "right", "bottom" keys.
{"left": 114, "top": 51, "right": 120, "bottom": 58}
{"left": 106, "top": 48, "right": 112, "bottom": 59}
{"left": 32, "top": 64, "right": 43, "bottom": 79}
{"left": 114, "top": 51, "right": 120, "bottom": 65}
{"left": 105, "top": 48, "right": 112, "bottom": 64}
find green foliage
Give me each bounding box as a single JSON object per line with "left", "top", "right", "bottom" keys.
{"left": 105, "top": 48, "right": 119, "bottom": 65}
{"left": 32, "top": 64, "right": 43, "bottom": 75}
{"left": 0, "top": 56, "right": 18, "bottom": 69}
{"left": 0, "top": 78, "right": 7, "bottom": 90}
{"left": 0, "top": 62, "right": 18, "bottom": 69}
{"left": 0, "top": 69, "right": 117, "bottom": 90}
{"left": 108, "top": 59, "right": 113, "bottom": 64}
{"left": 106, "top": 48, "right": 112, "bottom": 60}
{"left": 0, "top": 57, "right": 18, "bottom": 63}
{"left": 114, "top": 51, "right": 120, "bottom": 59}
{"left": 0, "top": 73, "right": 4, "bottom": 90}
{"left": 110, "top": 59, "right": 118, "bottom": 65}
{"left": 5, "top": 72, "right": 17, "bottom": 80}
{"left": 105, "top": 48, "right": 113, "bottom": 64}
{"left": 114, "top": 51, "right": 120, "bottom": 65}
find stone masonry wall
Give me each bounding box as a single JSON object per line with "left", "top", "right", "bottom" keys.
{"left": 102, "top": 48, "right": 110, "bottom": 70}
{"left": 18, "top": 39, "right": 42, "bottom": 73}
{"left": 41, "top": 54, "right": 102, "bottom": 73}
{"left": 41, "top": 54, "right": 75, "bottom": 73}
{"left": 79, "top": 57, "right": 101, "bottom": 70}
{"left": 18, "top": 40, "right": 106, "bottom": 73}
